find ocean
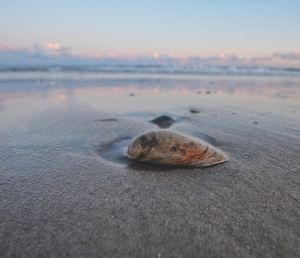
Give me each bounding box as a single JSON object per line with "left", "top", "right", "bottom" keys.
{"left": 1, "top": 64, "right": 300, "bottom": 77}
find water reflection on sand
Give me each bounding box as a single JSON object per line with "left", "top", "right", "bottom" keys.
{"left": 0, "top": 74, "right": 299, "bottom": 122}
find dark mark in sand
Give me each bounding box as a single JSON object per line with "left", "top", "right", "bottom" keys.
{"left": 150, "top": 115, "right": 175, "bottom": 128}
{"left": 95, "top": 118, "right": 118, "bottom": 122}
{"left": 190, "top": 108, "right": 201, "bottom": 114}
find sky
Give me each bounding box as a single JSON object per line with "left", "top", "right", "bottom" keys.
{"left": 1, "top": 0, "right": 300, "bottom": 66}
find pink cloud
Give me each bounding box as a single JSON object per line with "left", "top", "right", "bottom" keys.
{"left": 0, "top": 44, "right": 12, "bottom": 51}
{"left": 1, "top": 43, "right": 300, "bottom": 68}
{"left": 46, "top": 42, "right": 62, "bottom": 51}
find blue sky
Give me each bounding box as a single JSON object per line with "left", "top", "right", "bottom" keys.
{"left": 0, "top": 0, "right": 300, "bottom": 64}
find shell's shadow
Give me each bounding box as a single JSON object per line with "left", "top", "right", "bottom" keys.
{"left": 96, "top": 136, "right": 131, "bottom": 165}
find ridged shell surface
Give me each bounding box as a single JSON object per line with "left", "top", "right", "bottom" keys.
{"left": 126, "top": 131, "right": 228, "bottom": 167}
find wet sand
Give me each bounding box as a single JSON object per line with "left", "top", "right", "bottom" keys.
{"left": 0, "top": 75, "right": 300, "bottom": 257}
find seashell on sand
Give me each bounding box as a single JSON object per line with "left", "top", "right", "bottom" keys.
{"left": 126, "top": 131, "right": 228, "bottom": 167}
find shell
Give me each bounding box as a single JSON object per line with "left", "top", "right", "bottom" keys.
{"left": 126, "top": 131, "right": 228, "bottom": 167}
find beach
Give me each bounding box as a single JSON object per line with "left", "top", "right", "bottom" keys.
{"left": 0, "top": 70, "right": 300, "bottom": 257}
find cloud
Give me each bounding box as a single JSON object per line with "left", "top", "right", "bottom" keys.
{"left": 0, "top": 45, "right": 299, "bottom": 68}
{"left": 272, "top": 52, "right": 300, "bottom": 61}
{"left": 47, "top": 42, "right": 62, "bottom": 51}
{"left": 0, "top": 43, "right": 74, "bottom": 65}
{"left": 0, "top": 44, "right": 11, "bottom": 51}
{"left": 46, "top": 42, "right": 71, "bottom": 53}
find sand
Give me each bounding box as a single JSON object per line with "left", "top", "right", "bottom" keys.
{"left": 0, "top": 75, "right": 300, "bottom": 257}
